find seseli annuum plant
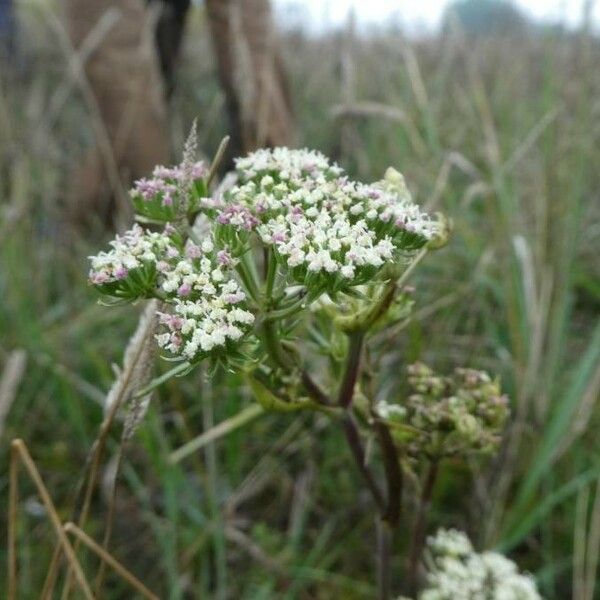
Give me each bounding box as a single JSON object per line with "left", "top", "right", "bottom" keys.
{"left": 87, "top": 130, "right": 539, "bottom": 599}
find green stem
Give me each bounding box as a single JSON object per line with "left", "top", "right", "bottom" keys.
{"left": 263, "top": 296, "right": 306, "bottom": 323}
{"left": 397, "top": 247, "right": 428, "bottom": 289}
{"left": 337, "top": 331, "right": 365, "bottom": 408}
{"left": 201, "top": 371, "right": 227, "bottom": 599}
{"left": 235, "top": 256, "right": 261, "bottom": 306}
{"left": 375, "top": 420, "right": 403, "bottom": 527}
{"left": 377, "top": 519, "right": 393, "bottom": 600}
{"left": 132, "top": 362, "right": 190, "bottom": 400}
{"left": 264, "top": 249, "right": 277, "bottom": 300}
{"left": 408, "top": 460, "right": 439, "bottom": 595}
{"left": 262, "top": 319, "right": 293, "bottom": 371}
{"left": 342, "top": 414, "right": 385, "bottom": 510}
{"left": 262, "top": 315, "right": 331, "bottom": 407}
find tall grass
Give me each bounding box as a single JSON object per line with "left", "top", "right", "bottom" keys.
{"left": 1, "top": 7, "right": 599, "bottom": 598}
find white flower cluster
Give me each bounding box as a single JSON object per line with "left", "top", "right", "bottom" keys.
{"left": 89, "top": 225, "right": 255, "bottom": 362}
{"left": 220, "top": 148, "right": 439, "bottom": 293}
{"left": 234, "top": 147, "right": 343, "bottom": 181}
{"left": 417, "top": 529, "right": 542, "bottom": 600}
{"left": 88, "top": 224, "right": 175, "bottom": 285}
{"left": 156, "top": 290, "right": 254, "bottom": 361}
{"left": 155, "top": 240, "right": 254, "bottom": 361}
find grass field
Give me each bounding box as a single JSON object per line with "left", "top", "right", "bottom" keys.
{"left": 1, "top": 3, "right": 600, "bottom": 598}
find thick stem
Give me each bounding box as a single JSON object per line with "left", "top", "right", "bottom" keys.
{"left": 375, "top": 421, "right": 403, "bottom": 526}
{"left": 377, "top": 519, "right": 393, "bottom": 600}
{"left": 342, "top": 414, "right": 385, "bottom": 510}
{"left": 262, "top": 318, "right": 294, "bottom": 371}
{"left": 337, "top": 331, "right": 365, "bottom": 408}
{"left": 262, "top": 316, "right": 331, "bottom": 407}
{"left": 301, "top": 371, "right": 331, "bottom": 407}
{"left": 408, "top": 460, "right": 439, "bottom": 596}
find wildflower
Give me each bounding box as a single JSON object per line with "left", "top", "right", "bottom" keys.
{"left": 414, "top": 529, "right": 542, "bottom": 600}
{"left": 156, "top": 277, "right": 254, "bottom": 362}
{"left": 88, "top": 224, "right": 176, "bottom": 298}
{"left": 234, "top": 147, "right": 343, "bottom": 182}
{"left": 219, "top": 148, "right": 440, "bottom": 296}
{"left": 149, "top": 241, "right": 255, "bottom": 362}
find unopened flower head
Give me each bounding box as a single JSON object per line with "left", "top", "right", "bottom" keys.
{"left": 219, "top": 148, "right": 440, "bottom": 295}
{"left": 131, "top": 158, "right": 207, "bottom": 221}
{"left": 377, "top": 362, "right": 509, "bottom": 459}
{"left": 416, "top": 529, "right": 542, "bottom": 600}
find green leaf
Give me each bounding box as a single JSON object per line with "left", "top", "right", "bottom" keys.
{"left": 505, "top": 320, "right": 600, "bottom": 532}
{"left": 499, "top": 467, "right": 600, "bottom": 552}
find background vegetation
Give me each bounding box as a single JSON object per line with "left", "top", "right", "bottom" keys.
{"left": 1, "top": 0, "right": 599, "bottom": 597}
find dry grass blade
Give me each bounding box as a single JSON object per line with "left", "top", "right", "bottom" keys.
{"left": 64, "top": 522, "right": 159, "bottom": 600}
{"left": 0, "top": 350, "right": 26, "bottom": 439}
{"left": 42, "top": 6, "right": 128, "bottom": 211}
{"left": 104, "top": 300, "right": 159, "bottom": 416}
{"left": 93, "top": 442, "right": 126, "bottom": 594}
{"left": 34, "top": 8, "right": 121, "bottom": 146}
{"left": 501, "top": 107, "right": 561, "bottom": 174}
{"left": 9, "top": 439, "right": 94, "bottom": 600}
{"left": 59, "top": 300, "right": 159, "bottom": 599}
{"left": 169, "top": 403, "right": 265, "bottom": 463}
{"left": 207, "top": 135, "right": 231, "bottom": 186}
{"left": 225, "top": 526, "right": 288, "bottom": 579}
{"left": 330, "top": 102, "right": 407, "bottom": 124}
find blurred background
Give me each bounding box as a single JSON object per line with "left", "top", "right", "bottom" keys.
{"left": 1, "top": 0, "right": 599, "bottom": 597}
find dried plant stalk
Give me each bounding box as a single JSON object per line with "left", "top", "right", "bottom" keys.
{"left": 64, "top": 522, "right": 159, "bottom": 600}
{"left": 0, "top": 349, "right": 26, "bottom": 439}
{"left": 9, "top": 439, "right": 94, "bottom": 600}
{"left": 58, "top": 300, "right": 159, "bottom": 599}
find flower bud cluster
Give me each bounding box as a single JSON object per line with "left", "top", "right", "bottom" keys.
{"left": 218, "top": 148, "right": 440, "bottom": 295}
{"left": 131, "top": 159, "right": 208, "bottom": 221}
{"left": 377, "top": 362, "right": 509, "bottom": 458}
{"left": 411, "top": 529, "right": 541, "bottom": 600}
